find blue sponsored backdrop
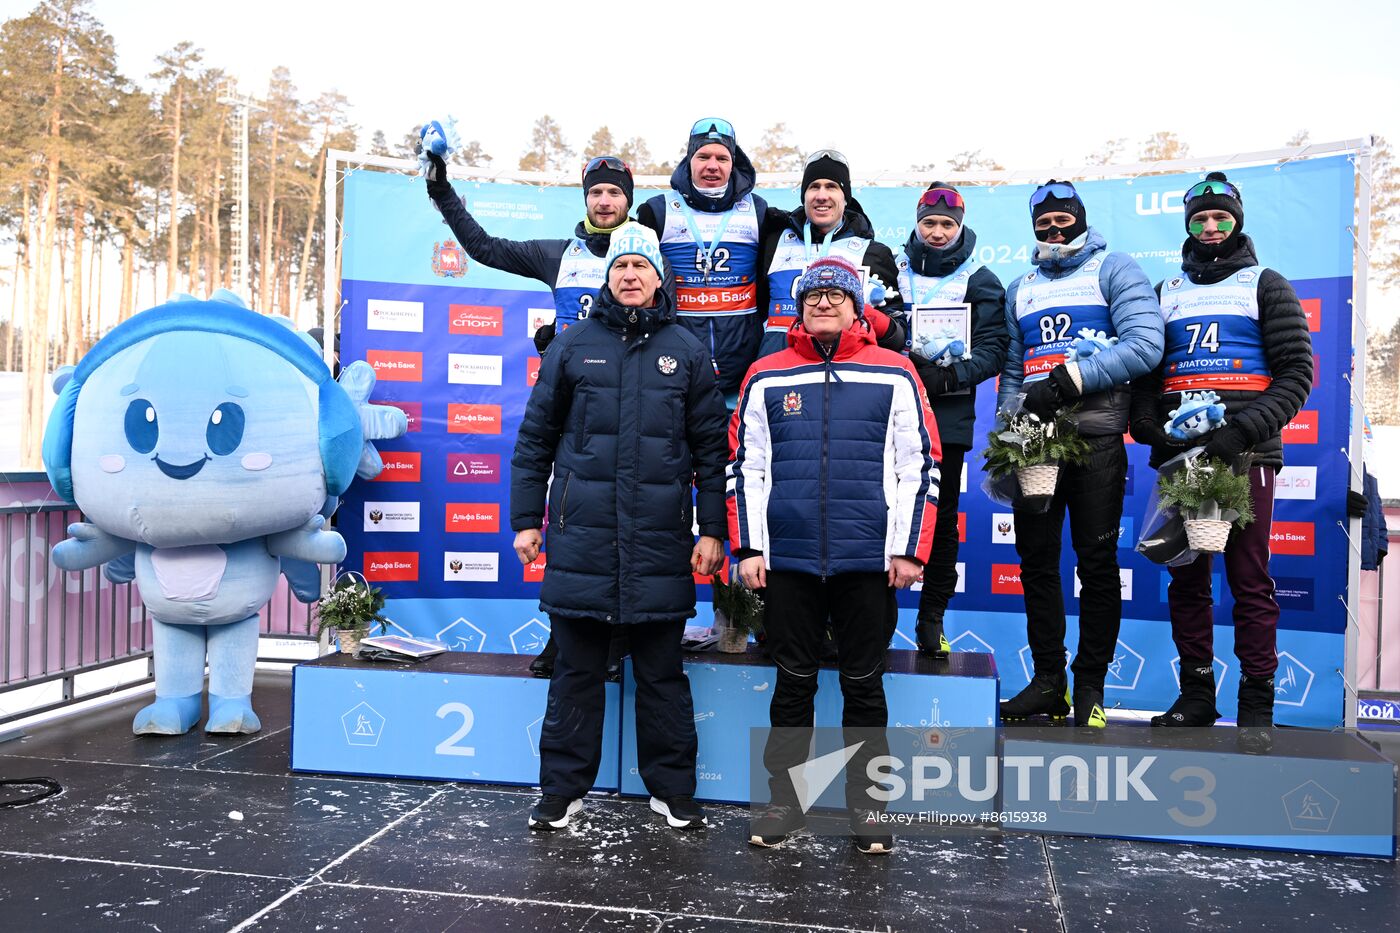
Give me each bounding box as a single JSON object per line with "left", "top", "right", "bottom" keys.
{"left": 338, "top": 154, "right": 1356, "bottom": 727}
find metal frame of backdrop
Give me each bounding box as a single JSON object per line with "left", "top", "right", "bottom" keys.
{"left": 323, "top": 138, "right": 1373, "bottom": 727}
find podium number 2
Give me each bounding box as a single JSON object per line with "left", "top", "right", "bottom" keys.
{"left": 435, "top": 702, "right": 476, "bottom": 757}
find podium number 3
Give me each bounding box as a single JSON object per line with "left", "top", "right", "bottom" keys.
{"left": 435, "top": 702, "right": 476, "bottom": 757}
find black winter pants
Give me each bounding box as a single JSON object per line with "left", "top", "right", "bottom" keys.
{"left": 539, "top": 616, "right": 697, "bottom": 798}
{"left": 762, "top": 571, "right": 891, "bottom": 810}
{"left": 917, "top": 444, "right": 968, "bottom": 621}
{"left": 1013, "top": 434, "right": 1127, "bottom": 690}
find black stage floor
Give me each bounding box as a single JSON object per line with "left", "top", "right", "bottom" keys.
{"left": 1, "top": 671, "right": 1398, "bottom": 932}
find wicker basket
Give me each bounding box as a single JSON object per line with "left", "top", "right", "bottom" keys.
{"left": 1184, "top": 518, "right": 1231, "bottom": 553}
{"left": 1016, "top": 463, "right": 1060, "bottom": 498}
{"left": 718, "top": 627, "right": 750, "bottom": 653}
{"left": 336, "top": 629, "right": 366, "bottom": 655}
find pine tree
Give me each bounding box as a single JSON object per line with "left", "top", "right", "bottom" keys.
{"left": 518, "top": 115, "right": 573, "bottom": 172}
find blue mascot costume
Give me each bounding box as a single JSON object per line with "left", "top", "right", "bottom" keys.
{"left": 42, "top": 291, "right": 406, "bottom": 735}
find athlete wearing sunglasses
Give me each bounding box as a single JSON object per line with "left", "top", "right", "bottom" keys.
{"left": 1129, "top": 171, "right": 1313, "bottom": 750}
{"left": 895, "top": 183, "right": 1008, "bottom": 658}
{"left": 998, "top": 178, "right": 1163, "bottom": 729}
{"left": 637, "top": 118, "right": 788, "bottom": 398}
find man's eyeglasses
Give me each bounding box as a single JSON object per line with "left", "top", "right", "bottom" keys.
{"left": 802, "top": 288, "right": 851, "bottom": 307}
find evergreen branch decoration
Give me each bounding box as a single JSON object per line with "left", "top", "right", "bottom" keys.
{"left": 710, "top": 575, "right": 765, "bottom": 634}
{"left": 1156, "top": 455, "right": 1255, "bottom": 529}
{"left": 314, "top": 576, "right": 390, "bottom": 636}
{"left": 981, "top": 408, "right": 1091, "bottom": 479}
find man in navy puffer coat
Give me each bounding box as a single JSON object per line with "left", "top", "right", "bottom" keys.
{"left": 512, "top": 223, "right": 728, "bottom": 833}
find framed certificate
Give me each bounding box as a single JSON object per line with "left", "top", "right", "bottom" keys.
{"left": 910, "top": 302, "right": 973, "bottom": 396}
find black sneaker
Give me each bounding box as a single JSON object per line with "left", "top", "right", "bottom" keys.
{"left": 527, "top": 794, "right": 581, "bottom": 830}
{"left": 915, "top": 615, "right": 951, "bottom": 658}
{"left": 1073, "top": 684, "right": 1108, "bottom": 729}
{"left": 1000, "top": 672, "right": 1070, "bottom": 721}
{"left": 650, "top": 794, "right": 706, "bottom": 830}
{"left": 849, "top": 808, "right": 895, "bottom": 855}
{"left": 748, "top": 803, "right": 805, "bottom": 848}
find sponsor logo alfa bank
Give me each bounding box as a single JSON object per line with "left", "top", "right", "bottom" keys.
{"left": 991, "top": 564, "right": 1023, "bottom": 595}
{"left": 1299, "top": 297, "right": 1322, "bottom": 333}
{"left": 524, "top": 553, "right": 547, "bottom": 582}
{"left": 446, "top": 503, "right": 500, "bottom": 533}
{"left": 362, "top": 501, "right": 420, "bottom": 532}
{"left": 449, "top": 304, "right": 504, "bottom": 336}
{"left": 447, "top": 453, "right": 500, "bottom": 483}
{"left": 447, "top": 403, "right": 502, "bottom": 433}
{"left": 1270, "top": 521, "right": 1315, "bottom": 555}
{"left": 374, "top": 451, "right": 421, "bottom": 483}
{"left": 367, "top": 349, "right": 423, "bottom": 382}
{"left": 366, "top": 298, "right": 424, "bottom": 333}
{"left": 1275, "top": 466, "right": 1317, "bottom": 500}
{"left": 448, "top": 353, "right": 504, "bottom": 386}
{"left": 443, "top": 551, "right": 500, "bottom": 583}
{"left": 1282, "top": 411, "right": 1318, "bottom": 444}
{"left": 364, "top": 551, "right": 418, "bottom": 582}
{"left": 527, "top": 357, "right": 541, "bottom": 386}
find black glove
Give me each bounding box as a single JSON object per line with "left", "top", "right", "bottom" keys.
{"left": 532, "top": 322, "right": 556, "bottom": 356}
{"left": 425, "top": 152, "right": 453, "bottom": 202}
{"left": 1022, "top": 364, "right": 1079, "bottom": 421}
{"left": 1129, "top": 419, "right": 1186, "bottom": 452}
{"left": 1202, "top": 425, "right": 1249, "bottom": 465}
{"left": 913, "top": 356, "right": 957, "bottom": 396}
{"left": 1348, "top": 488, "right": 1369, "bottom": 518}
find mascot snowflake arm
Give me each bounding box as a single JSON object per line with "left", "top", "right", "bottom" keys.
{"left": 42, "top": 291, "right": 404, "bottom": 737}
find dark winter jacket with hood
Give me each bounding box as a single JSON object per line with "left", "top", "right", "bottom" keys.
{"left": 899, "top": 226, "right": 1007, "bottom": 449}
{"left": 636, "top": 147, "right": 785, "bottom": 396}
{"left": 1129, "top": 233, "right": 1313, "bottom": 471}
{"left": 755, "top": 201, "right": 906, "bottom": 359}
{"left": 510, "top": 282, "right": 729, "bottom": 624}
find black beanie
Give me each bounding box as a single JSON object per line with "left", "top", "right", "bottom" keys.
{"left": 1031, "top": 178, "right": 1088, "bottom": 243}
{"left": 802, "top": 152, "right": 853, "bottom": 202}
{"left": 582, "top": 159, "right": 634, "bottom": 210}
{"left": 917, "top": 181, "right": 965, "bottom": 226}
{"left": 1184, "top": 171, "right": 1244, "bottom": 236}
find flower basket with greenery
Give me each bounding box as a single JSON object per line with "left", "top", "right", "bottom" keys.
{"left": 315, "top": 573, "right": 390, "bottom": 653}
{"left": 710, "top": 574, "right": 764, "bottom": 653}
{"left": 1155, "top": 455, "right": 1255, "bottom": 553}
{"left": 982, "top": 408, "right": 1091, "bottom": 498}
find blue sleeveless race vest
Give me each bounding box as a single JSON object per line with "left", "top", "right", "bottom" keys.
{"left": 657, "top": 193, "right": 761, "bottom": 318}
{"left": 552, "top": 238, "right": 607, "bottom": 330}
{"left": 765, "top": 228, "right": 869, "bottom": 336}
{"left": 1013, "top": 254, "right": 1114, "bottom": 382}
{"left": 1159, "top": 266, "right": 1271, "bottom": 393}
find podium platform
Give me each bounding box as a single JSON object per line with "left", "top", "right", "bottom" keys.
{"left": 1000, "top": 723, "right": 1397, "bottom": 858}
{"left": 619, "top": 647, "right": 1000, "bottom": 804}
{"left": 290, "top": 652, "right": 621, "bottom": 789}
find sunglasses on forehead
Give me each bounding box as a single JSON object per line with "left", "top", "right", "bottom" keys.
{"left": 1184, "top": 178, "right": 1242, "bottom": 203}
{"left": 804, "top": 148, "right": 849, "bottom": 168}
{"left": 690, "top": 117, "right": 736, "bottom": 142}
{"left": 918, "top": 187, "right": 964, "bottom": 211}
{"left": 582, "top": 156, "right": 632, "bottom": 180}
{"left": 1028, "top": 182, "right": 1079, "bottom": 209}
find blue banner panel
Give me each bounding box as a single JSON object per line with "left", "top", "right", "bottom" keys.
{"left": 338, "top": 154, "right": 1356, "bottom": 727}
{"left": 290, "top": 653, "right": 620, "bottom": 790}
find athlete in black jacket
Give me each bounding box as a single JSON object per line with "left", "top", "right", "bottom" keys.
{"left": 1129, "top": 172, "right": 1313, "bottom": 746}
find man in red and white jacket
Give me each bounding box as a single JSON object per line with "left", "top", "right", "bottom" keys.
{"left": 727, "top": 255, "right": 940, "bottom": 855}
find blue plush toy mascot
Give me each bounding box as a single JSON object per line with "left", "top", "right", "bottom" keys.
{"left": 1165, "top": 389, "right": 1228, "bottom": 441}
{"left": 42, "top": 292, "right": 405, "bottom": 735}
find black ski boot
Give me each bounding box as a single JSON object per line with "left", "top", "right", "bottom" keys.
{"left": 529, "top": 635, "right": 558, "bottom": 678}
{"left": 1151, "top": 660, "right": 1221, "bottom": 727}
{"left": 915, "top": 614, "right": 951, "bottom": 658}
{"left": 1072, "top": 683, "right": 1108, "bottom": 729}
{"left": 1000, "top": 671, "right": 1070, "bottom": 722}
{"left": 1236, "top": 673, "right": 1275, "bottom": 754}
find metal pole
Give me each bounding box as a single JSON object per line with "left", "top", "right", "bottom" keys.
{"left": 322, "top": 152, "right": 338, "bottom": 372}
{"left": 237, "top": 103, "right": 250, "bottom": 298}
{"left": 1345, "top": 137, "right": 1373, "bottom": 729}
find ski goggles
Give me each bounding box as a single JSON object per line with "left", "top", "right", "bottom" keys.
{"left": 1184, "top": 178, "right": 1242, "bottom": 204}
{"left": 690, "top": 118, "right": 736, "bottom": 143}
{"left": 918, "top": 187, "right": 965, "bottom": 210}
{"left": 582, "top": 156, "right": 632, "bottom": 180}
{"left": 1028, "top": 182, "right": 1079, "bottom": 210}
{"left": 805, "top": 149, "right": 849, "bottom": 168}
